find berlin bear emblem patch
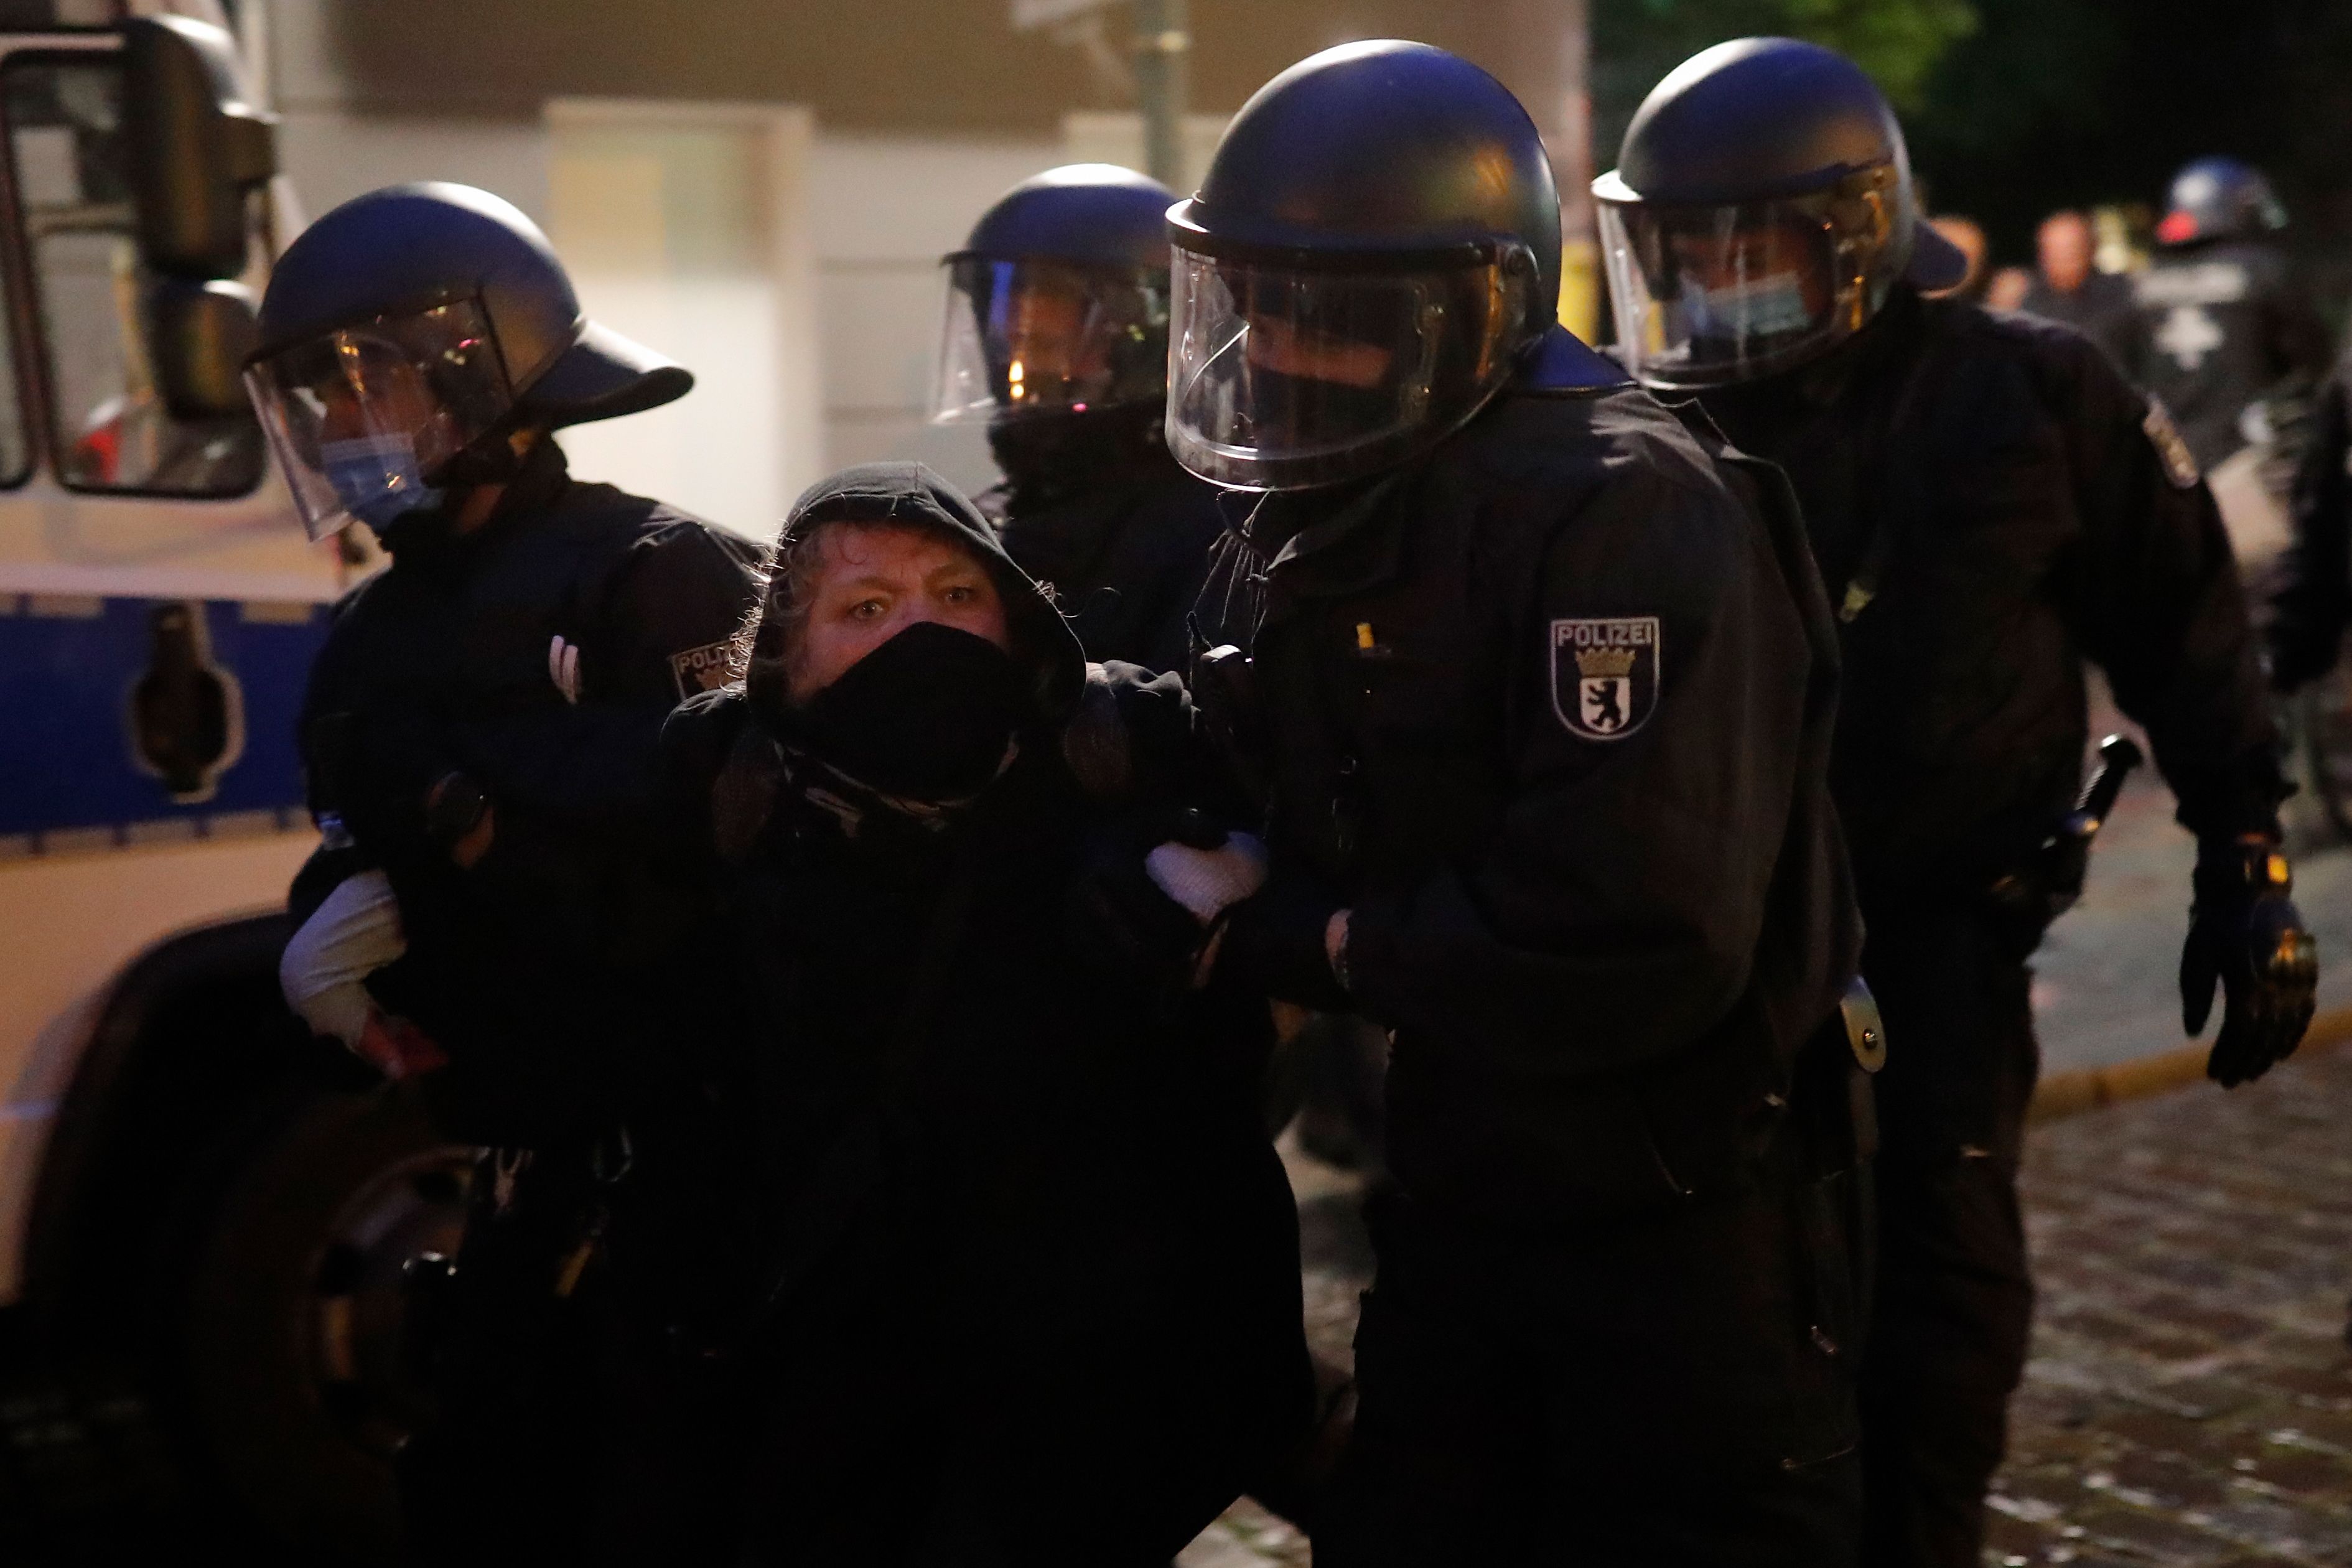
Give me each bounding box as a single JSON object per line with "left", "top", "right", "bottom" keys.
{"left": 1551, "top": 617, "right": 1659, "bottom": 741}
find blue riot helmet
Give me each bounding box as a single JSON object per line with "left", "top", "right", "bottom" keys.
{"left": 2156, "top": 157, "right": 2285, "bottom": 247}
{"left": 931, "top": 164, "right": 1175, "bottom": 425}
{"left": 245, "top": 182, "right": 689, "bottom": 539}
{"left": 1593, "top": 37, "right": 1969, "bottom": 390}
{"left": 1165, "top": 40, "right": 1560, "bottom": 491}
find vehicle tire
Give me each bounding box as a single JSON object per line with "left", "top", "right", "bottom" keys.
{"left": 174, "top": 1085, "right": 472, "bottom": 1563}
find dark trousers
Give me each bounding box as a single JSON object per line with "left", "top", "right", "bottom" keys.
{"left": 1318, "top": 1073, "right": 1867, "bottom": 1567}
{"left": 1855, "top": 908, "right": 2040, "bottom": 1568}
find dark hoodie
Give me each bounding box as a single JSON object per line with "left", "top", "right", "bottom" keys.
{"left": 622, "top": 464, "right": 1311, "bottom": 1566}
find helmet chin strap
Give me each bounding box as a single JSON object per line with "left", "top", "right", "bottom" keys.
{"left": 432, "top": 425, "right": 544, "bottom": 534}
{"left": 441, "top": 422, "right": 538, "bottom": 490}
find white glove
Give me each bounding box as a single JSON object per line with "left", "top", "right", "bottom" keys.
{"left": 279, "top": 869, "right": 407, "bottom": 1050}
{"left": 1146, "top": 831, "right": 1269, "bottom": 926}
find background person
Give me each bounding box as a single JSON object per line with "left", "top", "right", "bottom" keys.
{"left": 2017, "top": 208, "right": 2142, "bottom": 370}
{"left": 2270, "top": 341, "right": 2352, "bottom": 693}
{"left": 2132, "top": 157, "right": 2334, "bottom": 590}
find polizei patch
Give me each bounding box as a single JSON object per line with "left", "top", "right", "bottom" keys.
{"left": 669, "top": 638, "right": 736, "bottom": 698}
{"left": 1551, "top": 617, "right": 1659, "bottom": 741}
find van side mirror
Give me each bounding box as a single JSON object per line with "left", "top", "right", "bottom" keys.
{"left": 123, "top": 16, "right": 277, "bottom": 280}
{"left": 151, "top": 278, "right": 259, "bottom": 420}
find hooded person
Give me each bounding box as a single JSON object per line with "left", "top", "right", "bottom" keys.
{"left": 602, "top": 461, "right": 1316, "bottom": 1566}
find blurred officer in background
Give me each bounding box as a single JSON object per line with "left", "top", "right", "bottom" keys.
{"left": 2132, "top": 158, "right": 2333, "bottom": 590}
{"left": 935, "top": 163, "right": 1225, "bottom": 674}
{"left": 1168, "top": 40, "right": 1870, "bottom": 1564}
{"left": 1596, "top": 39, "right": 2317, "bottom": 1567}
{"left": 2269, "top": 342, "right": 2352, "bottom": 693}
{"left": 250, "top": 181, "right": 762, "bottom": 1561}
{"left": 2017, "top": 209, "right": 2140, "bottom": 371}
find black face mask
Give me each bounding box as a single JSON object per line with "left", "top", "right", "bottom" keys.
{"left": 987, "top": 401, "right": 1167, "bottom": 505}
{"left": 1242, "top": 362, "right": 1404, "bottom": 451}
{"left": 791, "top": 620, "right": 1030, "bottom": 802}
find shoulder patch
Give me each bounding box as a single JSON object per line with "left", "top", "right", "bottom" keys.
{"left": 1551, "top": 617, "right": 1659, "bottom": 741}
{"left": 669, "top": 638, "right": 737, "bottom": 699}
{"left": 2142, "top": 397, "right": 2201, "bottom": 489}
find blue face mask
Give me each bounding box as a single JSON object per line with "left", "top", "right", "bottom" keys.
{"left": 1684, "top": 270, "right": 1818, "bottom": 343}
{"left": 320, "top": 432, "right": 445, "bottom": 533}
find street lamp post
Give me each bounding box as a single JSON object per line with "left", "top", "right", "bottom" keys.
{"left": 1132, "top": 0, "right": 1190, "bottom": 188}
{"left": 1494, "top": 0, "right": 1597, "bottom": 341}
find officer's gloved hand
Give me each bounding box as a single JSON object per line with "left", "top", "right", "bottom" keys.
{"left": 2183, "top": 837, "right": 2318, "bottom": 1086}
{"left": 1218, "top": 868, "right": 1352, "bottom": 1012}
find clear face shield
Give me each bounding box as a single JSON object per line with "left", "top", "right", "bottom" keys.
{"left": 1597, "top": 169, "right": 1902, "bottom": 388}
{"left": 244, "top": 296, "right": 516, "bottom": 540}
{"left": 1165, "top": 244, "right": 1533, "bottom": 491}
{"left": 930, "top": 257, "right": 1170, "bottom": 424}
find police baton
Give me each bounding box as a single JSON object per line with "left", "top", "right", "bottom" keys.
{"left": 1989, "top": 733, "right": 2145, "bottom": 928}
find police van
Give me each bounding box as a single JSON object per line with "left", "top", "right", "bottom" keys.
{"left": 0, "top": 3, "right": 465, "bottom": 1554}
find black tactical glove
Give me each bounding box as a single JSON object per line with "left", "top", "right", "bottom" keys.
{"left": 2182, "top": 838, "right": 2318, "bottom": 1087}
{"left": 1218, "top": 869, "right": 1350, "bottom": 1013}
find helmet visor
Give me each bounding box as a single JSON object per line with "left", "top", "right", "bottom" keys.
{"left": 1598, "top": 173, "right": 1901, "bottom": 388}
{"left": 244, "top": 296, "right": 515, "bottom": 540}
{"left": 1167, "top": 246, "right": 1529, "bottom": 491}
{"left": 931, "top": 257, "right": 1169, "bottom": 423}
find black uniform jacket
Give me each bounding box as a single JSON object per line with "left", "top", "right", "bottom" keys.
{"left": 2131, "top": 238, "right": 2333, "bottom": 470}
{"left": 981, "top": 425, "right": 1229, "bottom": 676}
{"left": 1704, "top": 289, "right": 2284, "bottom": 915}
{"left": 1194, "top": 357, "right": 1861, "bottom": 1226}
{"left": 293, "top": 439, "right": 763, "bottom": 1138}
{"left": 2271, "top": 342, "right": 2352, "bottom": 689}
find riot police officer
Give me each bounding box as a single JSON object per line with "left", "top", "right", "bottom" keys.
{"left": 933, "top": 163, "right": 1225, "bottom": 674}
{"left": 2133, "top": 158, "right": 2333, "bottom": 587}
{"left": 2270, "top": 342, "right": 2352, "bottom": 691}
{"left": 1170, "top": 40, "right": 1870, "bottom": 1564}
{"left": 1595, "top": 39, "right": 2318, "bottom": 1566}
{"left": 250, "top": 182, "right": 763, "bottom": 1559}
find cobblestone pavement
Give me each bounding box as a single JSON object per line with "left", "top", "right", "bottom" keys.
{"left": 1986, "top": 1039, "right": 2352, "bottom": 1567}
{"left": 1186, "top": 1040, "right": 2352, "bottom": 1566}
